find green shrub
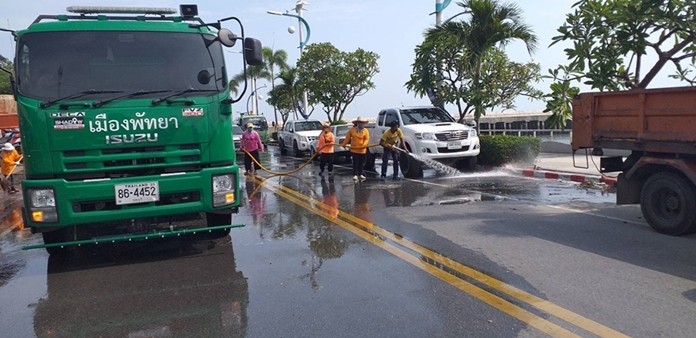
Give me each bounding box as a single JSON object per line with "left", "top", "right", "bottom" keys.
{"left": 478, "top": 135, "right": 540, "bottom": 166}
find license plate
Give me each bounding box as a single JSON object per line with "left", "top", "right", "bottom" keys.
{"left": 115, "top": 182, "right": 160, "bottom": 205}
{"left": 447, "top": 141, "right": 462, "bottom": 150}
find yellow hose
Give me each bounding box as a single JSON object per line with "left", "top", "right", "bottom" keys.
{"left": 241, "top": 143, "right": 383, "bottom": 176}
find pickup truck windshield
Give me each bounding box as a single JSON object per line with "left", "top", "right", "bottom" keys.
{"left": 17, "top": 31, "right": 225, "bottom": 100}
{"left": 400, "top": 108, "right": 455, "bottom": 125}
{"left": 295, "top": 121, "right": 323, "bottom": 131}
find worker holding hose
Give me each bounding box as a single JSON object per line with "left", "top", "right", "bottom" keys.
{"left": 379, "top": 120, "right": 408, "bottom": 181}
{"left": 316, "top": 123, "right": 335, "bottom": 176}
{"left": 342, "top": 117, "right": 370, "bottom": 182}
{"left": 1, "top": 143, "right": 22, "bottom": 193}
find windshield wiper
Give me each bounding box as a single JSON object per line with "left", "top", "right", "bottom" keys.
{"left": 151, "top": 88, "right": 217, "bottom": 105}
{"left": 40, "top": 90, "right": 122, "bottom": 109}
{"left": 92, "top": 89, "right": 171, "bottom": 108}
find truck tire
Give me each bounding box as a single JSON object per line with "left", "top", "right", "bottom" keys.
{"left": 293, "top": 141, "right": 303, "bottom": 157}
{"left": 456, "top": 156, "right": 477, "bottom": 171}
{"left": 640, "top": 172, "right": 696, "bottom": 235}
{"left": 400, "top": 152, "right": 423, "bottom": 178}
{"left": 205, "top": 212, "right": 232, "bottom": 238}
{"left": 279, "top": 139, "right": 287, "bottom": 155}
{"left": 42, "top": 228, "right": 69, "bottom": 255}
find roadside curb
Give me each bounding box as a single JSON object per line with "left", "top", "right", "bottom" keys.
{"left": 503, "top": 166, "right": 617, "bottom": 187}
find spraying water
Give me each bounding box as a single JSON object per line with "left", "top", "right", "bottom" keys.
{"left": 406, "top": 153, "right": 464, "bottom": 176}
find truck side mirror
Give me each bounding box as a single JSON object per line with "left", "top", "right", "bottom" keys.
{"left": 217, "top": 28, "right": 237, "bottom": 47}
{"left": 244, "top": 38, "right": 263, "bottom": 66}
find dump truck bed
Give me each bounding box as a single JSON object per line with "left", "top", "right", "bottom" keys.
{"left": 571, "top": 86, "right": 696, "bottom": 155}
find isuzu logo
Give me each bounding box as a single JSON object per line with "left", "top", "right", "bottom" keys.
{"left": 106, "top": 133, "right": 159, "bottom": 144}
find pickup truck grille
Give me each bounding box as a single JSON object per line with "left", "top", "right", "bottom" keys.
{"left": 435, "top": 131, "right": 469, "bottom": 141}
{"left": 61, "top": 144, "right": 202, "bottom": 180}
{"left": 307, "top": 136, "right": 317, "bottom": 142}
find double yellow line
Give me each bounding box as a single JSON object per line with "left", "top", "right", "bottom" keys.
{"left": 252, "top": 176, "right": 628, "bottom": 337}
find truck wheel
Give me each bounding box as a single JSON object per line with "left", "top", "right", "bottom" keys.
{"left": 456, "top": 156, "right": 477, "bottom": 171}
{"left": 364, "top": 150, "right": 376, "bottom": 172}
{"left": 279, "top": 139, "right": 287, "bottom": 155}
{"left": 293, "top": 141, "right": 303, "bottom": 157}
{"left": 640, "top": 172, "right": 696, "bottom": 235}
{"left": 205, "top": 212, "right": 231, "bottom": 238}
{"left": 42, "top": 228, "right": 69, "bottom": 255}
{"left": 400, "top": 152, "right": 423, "bottom": 178}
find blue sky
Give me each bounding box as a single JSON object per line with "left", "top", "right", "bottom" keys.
{"left": 1, "top": 1, "right": 583, "bottom": 121}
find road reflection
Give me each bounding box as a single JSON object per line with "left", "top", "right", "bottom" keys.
{"left": 33, "top": 238, "right": 248, "bottom": 338}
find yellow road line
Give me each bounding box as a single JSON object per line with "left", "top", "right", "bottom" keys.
{"left": 254, "top": 176, "right": 630, "bottom": 338}
{"left": 263, "top": 179, "right": 580, "bottom": 337}
{"left": 270, "top": 177, "right": 628, "bottom": 337}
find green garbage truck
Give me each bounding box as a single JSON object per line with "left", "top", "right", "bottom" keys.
{"left": 0, "top": 5, "right": 262, "bottom": 253}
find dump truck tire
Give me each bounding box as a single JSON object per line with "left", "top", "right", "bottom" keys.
{"left": 640, "top": 172, "right": 696, "bottom": 235}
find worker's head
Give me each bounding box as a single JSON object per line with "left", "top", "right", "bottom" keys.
{"left": 389, "top": 120, "right": 399, "bottom": 131}
{"left": 1, "top": 143, "right": 13, "bottom": 152}
{"left": 246, "top": 123, "right": 254, "bottom": 130}
{"left": 353, "top": 117, "right": 368, "bottom": 129}
{"left": 322, "top": 123, "right": 331, "bottom": 131}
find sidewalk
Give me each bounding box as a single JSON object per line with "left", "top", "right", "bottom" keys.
{"left": 504, "top": 142, "right": 621, "bottom": 187}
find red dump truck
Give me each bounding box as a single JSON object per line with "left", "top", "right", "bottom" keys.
{"left": 572, "top": 86, "right": 696, "bottom": 235}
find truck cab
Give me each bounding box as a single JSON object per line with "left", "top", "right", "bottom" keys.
{"left": 3, "top": 5, "right": 263, "bottom": 253}
{"left": 366, "top": 107, "right": 480, "bottom": 178}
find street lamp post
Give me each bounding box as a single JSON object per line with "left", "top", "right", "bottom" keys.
{"left": 268, "top": 1, "right": 311, "bottom": 118}
{"left": 246, "top": 85, "right": 267, "bottom": 116}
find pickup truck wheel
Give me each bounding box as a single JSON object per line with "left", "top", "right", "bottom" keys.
{"left": 456, "top": 156, "right": 477, "bottom": 171}
{"left": 205, "top": 212, "right": 232, "bottom": 238}
{"left": 279, "top": 139, "right": 287, "bottom": 155}
{"left": 42, "top": 228, "right": 70, "bottom": 255}
{"left": 640, "top": 172, "right": 696, "bottom": 235}
{"left": 293, "top": 141, "right": 303, "bottom": 157}
{"left": 400, "top": 152, "right": 423, "bottom": 178}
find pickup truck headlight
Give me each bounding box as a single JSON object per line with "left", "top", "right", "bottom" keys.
{"left": 415, "top": 132, "right": 436, "bottom": 140}
{"left": 212, "top": 174, "right": 235, "bottom": 207}
{"left": 301, "top": 136, "right": 309, "bottom": 142}
{"left": 28, "top": 188, "right": 58, "bottom": 223}
{"left": 469, "top": 129, "right": 477, "bottom": 137}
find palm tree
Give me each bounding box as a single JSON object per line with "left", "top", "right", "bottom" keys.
{"left": 267, "top": 67, "right": 302, "bottom": 125}
{"left": 262, "top": 48, "right": 289, "bottom": 127}
{"left": 433, "top": 0, "right": 537, "bottom": 123}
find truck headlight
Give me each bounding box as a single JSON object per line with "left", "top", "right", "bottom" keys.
{"left": 28, "top": 189, "right": 58, "bottom": 223}
{"left": 469, "top": 129, "right": 477, "bottom": 137}
{"left": 212, "top": 174, "right": 236, "bottom": 207}
{"left": 415, "top": 132, "right": 435, "bottom": 140}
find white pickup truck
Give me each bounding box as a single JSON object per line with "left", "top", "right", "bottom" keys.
{"left": 277, "top": 119, "right": 324, "bottom": 157}
{"left": 365, "top": 106, "right": 480, "bottom": 178}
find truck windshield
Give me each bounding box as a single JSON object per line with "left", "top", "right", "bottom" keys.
{"left": 16, "top": 31, "right": 226, "bottom": 100}
{"left": 400, "top": 108, "right": 455, "bottom": 125}
{"left": 241, "top": 117, "right": 268, "bottom": 130}
{"left": 295, "top": 121, "right": 323, "bottom": 131}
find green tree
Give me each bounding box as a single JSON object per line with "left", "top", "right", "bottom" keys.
{"left": 0, "top": 55, "right": 13, "bottom": 95}
{"left": 422, "top": 0, "right": 538, "bottom": 125}
{"left": 545, "top": 0, "right": 696, "bottom": 127}
{"left": 297, "top": 43, "right": 379, "bottom": 123}
{"left": 407, "top": 35, "right": 541, "bottom": 123}
{"left": 266, "top": 67, "right": 301, "bottom": 126}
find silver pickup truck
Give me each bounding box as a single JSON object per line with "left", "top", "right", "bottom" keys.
{"left": 365, "top": 106, "right": 480, "bottom": 178}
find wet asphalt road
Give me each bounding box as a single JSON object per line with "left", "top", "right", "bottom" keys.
{"left": 0, "top": 149, "right": 694, "bottom": 337}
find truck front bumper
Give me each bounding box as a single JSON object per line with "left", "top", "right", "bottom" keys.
{"left": 414, "top": 137, "right": 481, "bottom": 160}
{"left": 22, "top": 166, "right": 241, "bottom": 230}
